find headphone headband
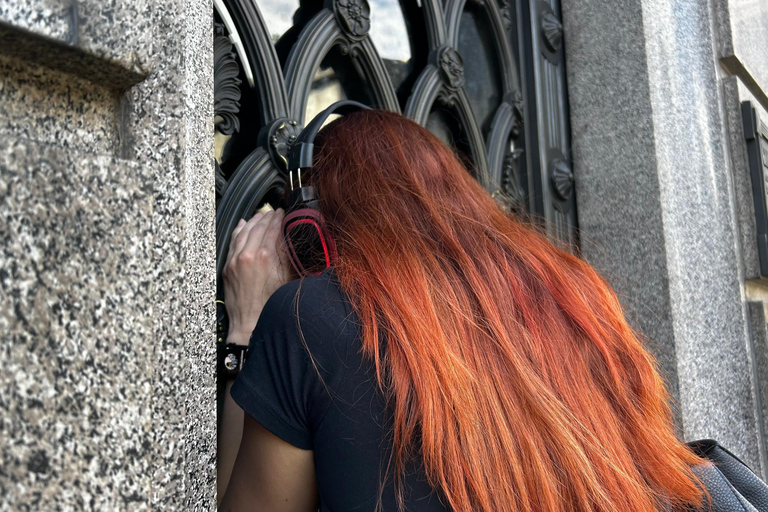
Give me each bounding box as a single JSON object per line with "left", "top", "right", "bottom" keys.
{"left": 287, "top": 100, "right": 372, "bottom": 170}
{"left": 282, "top": 100, "right": 371, "bottom": 277}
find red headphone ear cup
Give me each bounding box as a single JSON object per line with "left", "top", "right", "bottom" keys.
{"left": 282, "top": 208, "right": 337, "bottom": 277}
{"left": 281, "top": 215, "right": 306, "bottom": 277}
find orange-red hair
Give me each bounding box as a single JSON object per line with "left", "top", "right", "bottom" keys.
{"left": 309, "top": 109, "right": 705, "bottom": 511}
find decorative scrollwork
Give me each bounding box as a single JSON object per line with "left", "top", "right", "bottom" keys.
{"left": 338, "top": 41, "right": 363, "bottom": 59}
{"left": 541, "top": 11, "right": 563, "bottom": 53}
{"left": 438, "top": 46, "right": 465, "bottom": 91}
{"left": 265, "top": 118, "right": 303, "bottom": 172}
{"left": 508, "top": 88, "right": 524, "bottom": 110}
{"left": 214, "top": 22, "right": 242, "bottom": 136}
{"left": 334, "top": 0, "right": 371, "bottom": 39}
{"left": 215, "top": 162, "right": 229, "bottom": 198}
{"left": 501, "top": 149, "right": 526, "bottom": 206}
{"left": 510, "top": 116, "right": 523, "bottom": 139}
{"left": 499, "top": 0, "right": 513, "bottom": 29}
{"left": 551, "top": 159, "right": 573, "bottom": 199}
{"left": 505, "top": 90, "right": 525, "bottom": 136}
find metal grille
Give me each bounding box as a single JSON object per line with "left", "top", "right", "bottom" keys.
{"left": 213, "top": 0, "right": 575, "bottom": 397}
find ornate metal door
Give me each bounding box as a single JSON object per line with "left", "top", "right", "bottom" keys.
{"left": 214, "top": 0, "right": 574, "bottom": 401}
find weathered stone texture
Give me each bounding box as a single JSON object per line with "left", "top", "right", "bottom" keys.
{"left": 0, "top": 0, "right": 152, "bottom": 79}
{"left": 714, "top": 0, "right": 768, "bottom": 107}
{"left": 0, "top": 53, "right": 120, "bottom": 155}
{"left": 0, "top": 0, "right": 73, "bottom": 42}
{"left": 724, "top": 48, "right": 768, "bottom": 477}
{"left": 0, "top": 138, "right": 154, "bottom": 510}
{"left": 639, "top": 0, "right": 759, "bottom": 469}
{"left": 117, "top": 0, "right": 216, "bottom": 508}
{"left": 0, "top": 0, "right": 215, "bottom": 510}
{"left": 722, "top": 76, "right": 762, "bottom": 280}
{"left": 747, "top": 300, "right": 768, "bottom": 471}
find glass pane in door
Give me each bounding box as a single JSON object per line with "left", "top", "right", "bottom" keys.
{"left": 305, "top": 45, "right": 376, "bottom": 124}
{"left": 369, "top": 0, "right": 429, "bottom": 111}
{"left": 255, "top": 0, "right": 300, "bottom": 43}
{"left": 457, "top": 3, "right": 504, "bottom": 138}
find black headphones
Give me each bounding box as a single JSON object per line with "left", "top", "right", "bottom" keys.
{"left": 281, "top": 100, "right": 372, "bottom": 277}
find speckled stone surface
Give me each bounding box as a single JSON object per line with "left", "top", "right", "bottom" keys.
{"left": 728, "top": 74, "right": 768, "bottom": 476}
{"left": 118, "top": 0, "right": 216, "bottom": 509}
{"left": 0, "top": 0, "right": 216, "bottom": 509}
{"left": 722, "top": 76, "right": 768, "bottom": 281}
{"left": 0, "top": 20, "right": 146, "bottom": 91}
{"left": 0, "top": 53, "right": 120, "bottom": 155}
{"left": 640, "top": 0, "right": 760, "bottom": 470}
{"left": 0, "top": 0, "right": 152, "bottom": 83}
{"left": 714, "top": 0, "right": 768, "bottom": 102}
{"left": 0, "top": 138, "right": 154, "bottom": 510}
{"left": 563, "top": 0, "right": 763, "bottom": 473}
{"left": 0, "top": 0, "right": 73, "bottom": 42}
{"left": 747, "top": 301, "right": 768, "bottom": 474}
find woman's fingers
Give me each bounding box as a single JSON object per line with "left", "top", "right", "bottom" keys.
{"left": 225, "top": 208, "right": 287, "bottom": 280}
{"left": 261, "top": 208, "right": 284, "bottom": 249}
{"left": 226, "top": 210, "right": 266, "bottom": 270}
{"left": 225, "top": 218, "right": 247, "bottom": 269}
{"left": 229, "top": 218, "right": 246, "bottom": 249}
{"left": 231, "top": 212, "right": 265, "bottom": 260}
{"left": 238, "top": 211, "right": 277, "bottom": 262}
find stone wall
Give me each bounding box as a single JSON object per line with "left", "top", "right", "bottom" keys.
{"left": 563, "top": 0, "right": 768, "bottom": 475}
{"left": 0, "top": 1, "right": 215, "bottom": 510}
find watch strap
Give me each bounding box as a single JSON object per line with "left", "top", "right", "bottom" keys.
{"left": 220, "top": 342, "right": 249, "bottom": 379}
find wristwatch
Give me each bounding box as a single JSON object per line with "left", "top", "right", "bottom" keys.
{"left": 220, "top": 342, "right": 249, "bottom": 379}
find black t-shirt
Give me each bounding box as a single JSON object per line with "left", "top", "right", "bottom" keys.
{"left": 230, "top": 269, "right": 448, "bottom": 512}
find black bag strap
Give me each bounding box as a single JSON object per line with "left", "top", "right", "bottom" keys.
{"left": 688, "top": 439, "right": 768, "bottom": 512}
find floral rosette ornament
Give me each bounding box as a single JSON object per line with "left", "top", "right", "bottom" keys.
{"left": 335, "top": 0, "right": 371, "bottom": 39}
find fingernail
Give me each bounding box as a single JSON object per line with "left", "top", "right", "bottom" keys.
{"left": 237, "top": 219, "right": 245, "bottom": 227}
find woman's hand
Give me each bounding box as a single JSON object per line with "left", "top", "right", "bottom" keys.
{"left": 218, "top": 209, "right": 296, "bottom": 507}
{"left": 223, "top": 209, "right": 292, "bottom": 341}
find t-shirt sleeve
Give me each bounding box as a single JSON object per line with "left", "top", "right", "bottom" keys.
{"left": 230, "top": 273, "right": 353, "bottom": 450}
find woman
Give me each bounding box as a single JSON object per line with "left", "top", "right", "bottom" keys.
{"left": 218, "top": 109, "right": 706, "bottom": 511}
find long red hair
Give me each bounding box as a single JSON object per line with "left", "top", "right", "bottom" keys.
{"left": 308, "top": 109, "right": 705, "bottom": 511}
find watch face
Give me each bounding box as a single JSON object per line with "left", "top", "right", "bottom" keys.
{"left": 224, "top": 352, "right": 239, "bottom": 371}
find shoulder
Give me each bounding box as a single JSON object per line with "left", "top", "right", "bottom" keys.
{"left": 262, "top": 269, "right": 352, "bottom": 324}
{"left": 233, "top": 270, "right": 358, "bottom": 448}
{"left": 265, "top": 269, "right": 347, "bottom": 313}
{"left": 256, "top": 269, "right": 359, "bottom": 353}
